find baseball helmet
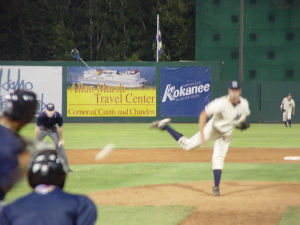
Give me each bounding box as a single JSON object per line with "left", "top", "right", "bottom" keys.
{"left": 4, "top": 89, "right": 38, "bottom": 123}
{"left": 46, "top": 103, "right": 55, "bottom": 111}
{"left": 28, "top": 149, "right": 67, "bottom": 189}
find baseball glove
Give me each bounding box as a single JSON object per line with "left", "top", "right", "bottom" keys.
{"left": 235, "top": 122, "right": 250, "bottom": 130}
{"left": 281, "top": 108, "right": 285, "bottom": 112}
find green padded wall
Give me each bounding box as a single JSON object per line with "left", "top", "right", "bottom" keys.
{"left": 261, "top": 82, "right": 300, "bottom": 122}
{"left": 0, "top": 60, "right": 221, "bottom": 123}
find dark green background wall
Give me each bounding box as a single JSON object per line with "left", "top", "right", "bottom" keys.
{"left": 261, "top": 82, "right": 300, "bottom": 122}
{"left": 196, "top": 0, "right": 300, "bottom": 82}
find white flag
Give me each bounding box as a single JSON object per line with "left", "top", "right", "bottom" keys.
{"left": 157, "top": 14, "right": 163, "bottom": 62}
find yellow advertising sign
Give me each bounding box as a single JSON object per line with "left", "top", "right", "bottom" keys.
{"left": 67, "top": 83, "right": 156, "bottom": 117}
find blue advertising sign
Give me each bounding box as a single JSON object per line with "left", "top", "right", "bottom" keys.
{"left": 161, "top": 67, "right": 211, "bottom": 116}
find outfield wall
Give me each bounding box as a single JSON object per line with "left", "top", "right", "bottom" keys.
{"left": 0, "top": 61, "right": 220, "bottom": 123}
{"left": 0, "top": 61, "right": 298, "bottom": 123}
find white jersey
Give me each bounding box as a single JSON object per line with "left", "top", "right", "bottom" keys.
{"left": 281, "top": 97, "right": 295, "bottom": 111}
{"left": 205, "top": 95, "right": 251, "bottom": 134}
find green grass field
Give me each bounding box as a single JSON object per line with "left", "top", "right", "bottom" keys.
{"left": 5, "top": 123, "right": 300, "bottom": 225}
{"left": 20, "top": 123, "right": 300, "bottom": 149}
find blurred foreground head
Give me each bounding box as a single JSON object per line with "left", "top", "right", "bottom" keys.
{"left": 28, "top": 143, "right": 67, "bottom": 189}
{"left": 3, "top": 89, "right": 38, "bottom": 124}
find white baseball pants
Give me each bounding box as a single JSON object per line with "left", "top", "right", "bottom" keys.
{"left": 177, "top": 119, "right": 231, "bottom": 170}
{"left": 282, "top": 109, "right": 292, "bottom": 121}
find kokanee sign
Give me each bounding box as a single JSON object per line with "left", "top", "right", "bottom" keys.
{"left": 162, "top": 83, "right": 210, "bottom": 103}
{"left": 160, "top": 67, "right": 211, "bottom": 117}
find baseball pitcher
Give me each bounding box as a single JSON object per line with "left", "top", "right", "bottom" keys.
{"left": 151, "top": 81, "right": 251, "bottom": 196}
{"left": 280, "top": 93, "right": 295, "bottom": 127}
{"left": 0, "top": 147, "right": 97, "bottom": 224}
{"left": 35, "top": 103, "right": 71, "bottom": 171}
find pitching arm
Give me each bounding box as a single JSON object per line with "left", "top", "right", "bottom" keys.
{"left": 198, "top": 110, "right": 208, "bottom": 144}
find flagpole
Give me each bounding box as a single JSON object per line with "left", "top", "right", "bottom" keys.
{"left": 156, "top": 14, "right": 159, "bottom": 62}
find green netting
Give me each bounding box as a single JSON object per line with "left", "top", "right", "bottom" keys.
{"left": 197, "top": 47, "right": 239, "bottom": 61}
{"left": 243, "top": 29, "right": 298, "bottom": 47}
{"left": 198, "top": 9, "right": 240, "bottom": 29}
{"left": 244, "top": 47, "right": 299, "bottom": 64}
{"left": 246, "top": 0, "right": 271, "bottom": 9}
{"left": 244, "top": 9, "right": 272, "bottom": 28}
{"left": 244, "top": 64, "right": 300, "bottom": 82}
{"left": 196, "top": 29, "right": 239, "bottom": 48}
{"left": 219, "top": 63, "right": 239, "bottom": 81}
{"left": 290, "top": 9, "right": 300, "bottom": 25}
{"left": 196, "top": 0, "right": 300, "bottom": 82}
{"left": 271, "top": 0, "right": 300, "bottom": 9}
{"left": 198, "top": 0, "right": 240, "bottom": 10}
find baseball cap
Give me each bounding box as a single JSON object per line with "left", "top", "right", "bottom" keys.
{"left": 46, "top": 103, "right": 55, "bottom": 111}
{"left": 288, "top": 92, "right": 292, "bottom": 96}
{"left": 229, "top": 80, "right": 240, "bottom": 90}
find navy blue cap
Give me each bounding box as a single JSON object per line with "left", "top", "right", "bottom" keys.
{"left": 288, "top": 92, "right": 292, "bottom": 96}
{"left": 229, "top": 81, "right": 240, "bottom": 89}
{"left": 46, "top": 103, "right": 55, "bottom": 111}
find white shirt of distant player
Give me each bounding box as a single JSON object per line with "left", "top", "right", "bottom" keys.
{"left": 281, "top": 97, "right": 295, "bottom": 111}
{"left": 205, "top": 95, "right": 251, "bottom": 134}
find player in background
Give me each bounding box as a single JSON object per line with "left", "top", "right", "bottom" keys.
{"left": 151, "top": 81, "right": 251, "bottom": 196}
{"left": 0, "top": 90, "right": 38, "bottom": 207}
{"left": 35, "top": 103, "right": 71, "bottom": 171}
{"left": 0, "top": 144, "right": 97, "bottom": 225}
{"left": 280, "top": 93, "right": 295, "bottom": 127}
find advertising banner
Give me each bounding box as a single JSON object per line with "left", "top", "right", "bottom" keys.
{"left": 161, "top": 67, "right": 211, "bottom": 116}
{"left": 0, "top": 66, "right": 62, "bottom": 113}
{"left": 67, "top": 66, "right": 156, "bottom": 117}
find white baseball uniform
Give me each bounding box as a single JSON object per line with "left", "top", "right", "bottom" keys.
{"left": 281, "top": 97, "right": 295, "bottom": 121}
{"left": 178, "top": 95, "right": 251, "bottom": 169}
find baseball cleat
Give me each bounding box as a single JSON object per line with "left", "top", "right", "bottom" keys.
{"left": 150, "top": 118, "right": 171, "bottom": 130}
{"left": 212, "top": 186, "right": 220, "bottom": 196}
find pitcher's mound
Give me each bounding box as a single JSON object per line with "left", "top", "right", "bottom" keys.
{"left": 89, "top": 181, "right": 300, "bottom": 225}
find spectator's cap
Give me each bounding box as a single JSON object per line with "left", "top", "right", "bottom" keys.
{"left": 229, "top": 80, "right": 241, "bottom": 90}
{"left": 46, "top": 103, "right": 55, "bottom": 111}
{"left": 288, "top": 92, "right": 292, "bottom": 96}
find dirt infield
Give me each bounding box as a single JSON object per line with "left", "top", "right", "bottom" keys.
{"left": 66, "top": 147, "right": 300, "bottom": 164}
{"left": 21, "top": 147, "right": 300, "bottom": 224}
{"left": 71, "top": 147, "right": 300, "bottom": 225}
